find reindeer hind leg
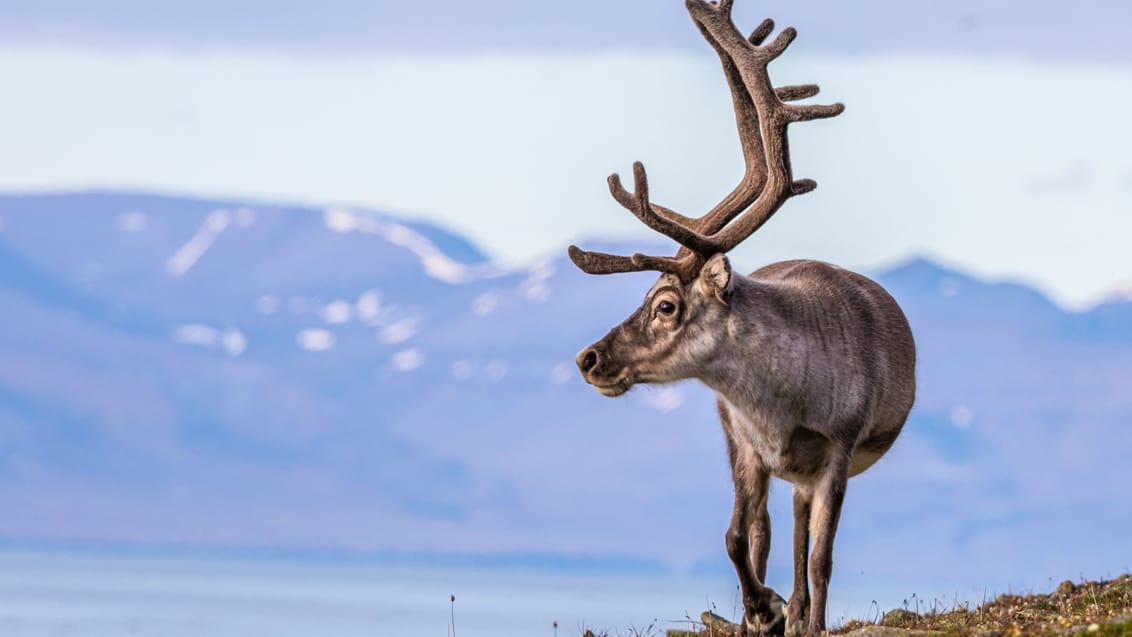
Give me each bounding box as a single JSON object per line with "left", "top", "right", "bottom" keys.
{"left": 806, "top": 453, "right": 850, "bottom": 637}
{"left": 786, "top": 486, "right": 813, "bottom": 637}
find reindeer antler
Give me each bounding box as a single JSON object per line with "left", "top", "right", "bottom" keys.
{"left": 569, "top": 0, "right": 843, "bottom": 282}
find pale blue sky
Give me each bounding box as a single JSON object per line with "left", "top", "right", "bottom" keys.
{"left": 1, "top": 0, "right": 1129, "bottom": 59}
{"left": 1, "top": 1, "right": 1130, "bottom": 307}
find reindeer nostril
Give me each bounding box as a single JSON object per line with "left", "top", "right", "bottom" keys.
{"left": 580, "top": 350, "right": 599, "bottom": 373}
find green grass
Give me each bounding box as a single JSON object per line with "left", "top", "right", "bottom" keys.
{"left": 832, "top": 574, "right": 1132, "bottom": 636}
{"left": 656, "top": 574, "right": 1132, "bottom": 637}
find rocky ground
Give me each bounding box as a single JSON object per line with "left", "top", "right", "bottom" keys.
{"left": 638, "top": 574, "right": 1132, "bottom": 637}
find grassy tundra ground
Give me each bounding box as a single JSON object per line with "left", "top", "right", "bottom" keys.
{"left": 650, "top": 574, "right": 1132, "bottom": 637}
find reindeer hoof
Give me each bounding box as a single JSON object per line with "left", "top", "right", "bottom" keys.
{"left": 784, "top": 616, "right": 807, "bottom": 637}
{"left": 743, "top": 593, "right": 786, "bottom": 636}
{"left": 784, "top": 598, "right": 808, "bottom": 637}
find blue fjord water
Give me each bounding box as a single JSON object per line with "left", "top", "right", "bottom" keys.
{"left": 0, "top": 552, "right": 960, "bottom": 637}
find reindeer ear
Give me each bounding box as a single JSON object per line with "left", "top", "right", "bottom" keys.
{"left": 699, "top": 253, "right": 733, "bottom": 305}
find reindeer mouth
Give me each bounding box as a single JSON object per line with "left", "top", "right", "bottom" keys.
{"left": 593, "top": 377, "right": 633, "bottom": 397}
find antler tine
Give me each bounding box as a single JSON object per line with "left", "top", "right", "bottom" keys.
{"left": 785, "top": 102, "right": 845, "bottom": 122}
{"left": 607, "top": 194, "right": 704, "bottom": 229}
{"left": 760, "top": 27, "right": 797, "bottom": 61}
{"left": 663, "top": 10, "right": 769, "bottom": 250}
{"left": 568, "top": 0, "right": 843, "bottom": 279}
{"left": 776, "top": 84, "right": 820, "bottom": 102}
{"left": 568, "top": 161, "right": 705, "bottom": 280}
{"left": 601, "top": 8, "right": 820, "bottom": 262}
{"left": 607, "top": 162, "right": 660, "bottom": 228}
{"left": 665, "top": 13, "right": 822, "bottom": 251}
{"left": 567, "top": 245, "right": 701, "bottom": 279}
{"left": 606, "top": 163, "right": 707, "bottom": 229}
{"left": 669, "top": 0, "right": 844, "bottom": 256}
{"left": 567, "top": 245, "right": 644, "bottom": 275}
{"left": 573, "top": 159, "right": 711, "bottom": 279}
{"left": 748, "top": 17, "right": 775, "bottom": 45}
{"left": 607, "top": 162, "right": 715, "bottom": 253}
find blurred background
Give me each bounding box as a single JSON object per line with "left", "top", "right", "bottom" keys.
{"left": 0, "top": 1, "right": 1130, "bottom": 636}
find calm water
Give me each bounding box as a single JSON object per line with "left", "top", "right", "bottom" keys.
{"left": 0, "top": 553, "right": 957, "bottom": 636}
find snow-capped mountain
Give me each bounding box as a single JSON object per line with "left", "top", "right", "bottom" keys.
{"left": 0, "top": 192, "right": 1128, "bottom": 583}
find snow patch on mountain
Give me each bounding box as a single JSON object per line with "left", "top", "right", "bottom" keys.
{"left": 392, "top": 348, "right": 424, "bottom": 371}
{"left": 167, "top": 209, "right": 230, "bottom": 277}
{"left": 450, "top": 360, "right": 473, "bottom": 380}
{"left": 484, "top": 359, "right": 507, "bottom": 382}
{"left": 356, "top": 289, "right": 383, "bottom": 325}
{"left": 323, "top": 208, "right": 503, "bottom": 284}
{"left": 297, "top": 328, "right": 335, "bottom": 352}
{"left": 472, "top": 292, "right": 499, "bottom": 317}
{"left": 256, "top": 295, "right": 279, "bottom": 315}
{"left": 223, "top": 331, "right": 248, "bottom": 356}
{"left": 638, "top": 386, "right": 686, "bottom": 413}
{"left": 172, "top": 324, "right": 246, "bottom": 356}
{"left": 950, "top": 405, "right": 975, "bottom": 429}
{"left": 173, "top": 323, "right": 218, "bottom": 348}
{"left": 117, "top": 211, "right": 147, "bottom": 233}
{"left": 1102, "top": 278, "right": 1132, "bottom": 303}
{"left": 380, "top": 317, "right": 419, "bottom": 345}
{"left": 939, "top": 277, "right": 961, "bottom": 298}
{"left": 550, "top": 363, "right": 573, "bottom": 385}
{"left": 233, "top": 207, "right": 256, "bottom": 228}
{"left": 321, "top": 300, "right": 353, "bottom": 325}
{"left": 520, "top": 260, "right": 555, "bottom": 303}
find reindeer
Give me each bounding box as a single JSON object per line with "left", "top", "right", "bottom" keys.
{"left": 568, "top": 2, "right": 916, "bottom": 635}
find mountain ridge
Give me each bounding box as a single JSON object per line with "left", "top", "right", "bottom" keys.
{"left": 0, "top": 191, "right": 1127, "bottom": 585}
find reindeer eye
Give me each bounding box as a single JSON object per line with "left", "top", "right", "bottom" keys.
{"left": 657, "top": 301, "right": 677, "bottom": 315}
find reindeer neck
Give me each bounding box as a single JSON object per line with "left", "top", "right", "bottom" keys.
{"left": 696, "top": 274, "right": 805, "bottom": 415}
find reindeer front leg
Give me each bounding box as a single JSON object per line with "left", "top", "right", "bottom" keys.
{"left": 806, "top": 453, "right": 850, "bottom": 637}
{"left": 720, "top": 403, "right": 785, "bottom": 635}
{"left": 726, "top": 466, "right": 785, "bottom": 636}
